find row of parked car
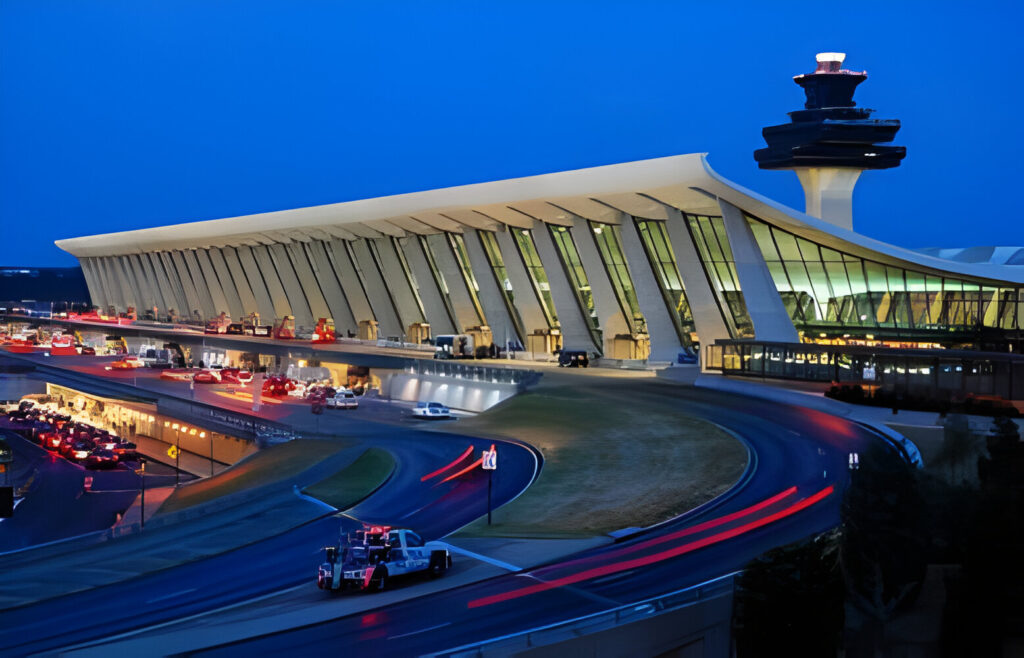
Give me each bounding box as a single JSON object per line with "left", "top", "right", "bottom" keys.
{"left": 6, "top": 402, "right": 139, "bottom": 470}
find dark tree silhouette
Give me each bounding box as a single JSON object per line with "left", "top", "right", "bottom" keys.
{"left": 733, "top": 530, "right": 844, "bottom": 658}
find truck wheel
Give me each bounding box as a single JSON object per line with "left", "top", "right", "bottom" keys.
{"left": 429, "top": 551, "right": 449, "bottom": 578}
{"left": 370, "top": 567, "right": 388, "bottom": 592}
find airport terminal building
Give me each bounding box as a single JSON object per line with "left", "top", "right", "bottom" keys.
{"left": 55, "top": 54, "right": 1024, "bottom": 396}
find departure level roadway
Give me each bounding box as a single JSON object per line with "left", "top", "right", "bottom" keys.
{"left": 1, "top": 383, "right": 889, "bottom": 656}
{"left": 190, "top": 383, "right": 889, "bottom": 656}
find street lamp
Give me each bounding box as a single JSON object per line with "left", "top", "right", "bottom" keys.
{"left": 201, "top": 431, "right": 211, "bottom": 476}
{"left": 165, "top": 421, "right": 182, "bottom": 487}
{"left": 139, "top": 457, "right": 146, "bottom": 529}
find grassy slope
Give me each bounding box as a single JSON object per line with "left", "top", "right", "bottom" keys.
{"left": 452, "top": 380, "right": 747, "bottom": 537}
{"left": 156, "top": 438, "right": 351, "bottom": 515}
{"left": 302, "top": 447, "right": 395, "bottom": 509}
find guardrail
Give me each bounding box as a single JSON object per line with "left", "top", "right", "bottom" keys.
{"left": 427, "top": 572, "right": 737, "bottom": 657}
{"left": 407, "top": 359, "right": 542, "bottom": 388}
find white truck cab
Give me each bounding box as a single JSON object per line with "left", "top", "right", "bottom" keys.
{"left": 318, "top": 526, "right": 451, "bottom": 592}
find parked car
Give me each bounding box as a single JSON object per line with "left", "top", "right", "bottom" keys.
{"left": 108, "top": 356, "right": 144, "bottom": 370}
{"left": 411, "top": 402, "right": 452, "bottom": 419}
{"left": 326, "top": 390, "right": 358, "bottom": 410}
{"left": 557, "top": 350, "right": 590, "bottom": 368}
{"left": 85, "top": 448, "right": 119, "bottom": 469}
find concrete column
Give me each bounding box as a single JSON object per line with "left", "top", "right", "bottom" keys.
{"left": 795, "top": 167, "right": 861, "bottom": 231}
{"left": 304, "top": 240, "right": 357, "bottom": 334}
{"left": 98, "top": 257, "right": 128, "bottom": 312}
{"left": 325, "top": 238, "right": 375, "bottom": 325}
{"left": 266, "top": 243, "right": 313, "bottom": 328}
{"left": 493, "top": 227, "right": 549, "bottom": 335}
{"left": 371, "top": 237, "right": 424, "bottom": 331}
{"left": 181, "top": 249, "right": 218, "bottom": 319}
{"left": 618, "top": 214, "right": 683, "bottom": 362}
{"left": 283, "top": 242, "right": 331, "bottom": 324}
{"left": 152, "top": 252, "right": 189, "bottom": 317}
{"left": 719, "top": 200, "right": 799, "bottom": 342}
{"left": 111, "top": 256, "right": 141, "bottom": 311}
{"left": 249, "top": 244, "right": 293, "bottom": 321}
{"left": 204, "top": 248, "right": 245, "bottom": 319}
{"left": 397, "top": 236, "right": 456, "bottom": 335}
{"left": 126, "top": 254, "right": 159, "bottom": 314}
{"left": 424, "top": 233, "right": 482, "bottom": 331}
{"left": 192, "top": 249, "right": 235, "bottom": 319}
{"left": 228, "top": 247, "right": 276, "bottom": 321}
{"left": 462, "top": 230, "right": 520, "bottom": 345}
{"left": 168, "top": 251, "right": 205, "bottom": 320}
{"left": 569, "top": 216, "right": 631, "bottom": 340}
{"left": 348, "top": 239, "right": 403, "bottom": 337}
{"left": 662, "top": 206, "right": 732, "bottom": 345}
{"left": 531, "top": 225, "right": 598, "bottom": 352}
{"left": 79, "top": 258, "right": 108, "bottom": 310}
{"left": 138, "top": 253, "right": 173, "bottom": 314}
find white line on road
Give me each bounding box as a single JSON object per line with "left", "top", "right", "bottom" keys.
{"left": 442, "top": 544, "right": 521, "bottom": 571}
{"left": 388, "top": 622, "right": 451, "bottom": 640}
{"left": 146, "top": 588, "right": 197, "bottom": 604}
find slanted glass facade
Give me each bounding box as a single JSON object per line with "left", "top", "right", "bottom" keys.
{"left": 549, "top": 225, "right": 603, "bottom": 348}
{"left": 746, "top": 214, "right": 1024, "bottom": 341}
{"left": 446, "top": 233, "right": 486, "bottom": 326}
{"left": 478, "top": 230, "right": 525, "bottom": 341}
{"left": 511, "top": 228, "right": 558, "bottom": 328}
{"left": 685, "top": 214, "right": 754, "bottom": 338}
{"left": 417, "top": 235, "right": 460, "bottom": 330}
{"left": 391, "top": 236, "right": 427, "bottom": 322}
{"left": 589, "top": 222, "right": 646, "bottom": 335}
{"left": 635, "top": 219, "right": 696, "bottom": 345}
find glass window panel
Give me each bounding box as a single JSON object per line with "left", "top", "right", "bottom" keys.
{"left": 772, "top": 230, "right": 803, "bottom": 261}
{"left": 512, "top": 229, "right": 558, "bottom": 328}
{"left": 749, "top": 221, "right": 780, "bottom": 261}
{"left": 636, "top": 219, "right": 694, "bottom": 344}
{"left": 447, "top": 233, "right": 485, "bottom": 325}
{"left": 479, "top": 230, "right": 524, "bottom": 338}
{"left": 797, "top": 238, "right": 821, "bottom": 263}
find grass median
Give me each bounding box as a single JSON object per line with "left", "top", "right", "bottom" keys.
{"left": 156, "top": 438, "right": 352, "bottom": 515}
{"left": 452, "top": 379, "right": 747, "bottom": 538}
{"left": 302, "top": 447, "right": 395, "bottom": 509}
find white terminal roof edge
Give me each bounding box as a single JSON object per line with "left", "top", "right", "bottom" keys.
{"left": 55, "top": 153, "right": 1024, "bottom": 286}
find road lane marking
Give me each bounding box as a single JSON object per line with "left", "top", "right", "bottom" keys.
{"left": 387, "top": 622, "right": 451, "bottom": 640}
{"left": 441, "top": 544, "right": 521, "bottom": 571}
{"left": 146, "top": 587, "right": 197, "bottom": 604}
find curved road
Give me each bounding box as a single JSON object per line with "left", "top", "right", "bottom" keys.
{"left": 0, "top": 383, "right": 899, "bottom": 656}
{"left": 190, "top": 384, "right": 897, "bottom": 656}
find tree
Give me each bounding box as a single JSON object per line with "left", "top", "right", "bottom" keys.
{"left": 734, "top": 530, "right": 844, "bottom": 658}
{"left": 841, "top": 440, "right": 928, "bottom": 656}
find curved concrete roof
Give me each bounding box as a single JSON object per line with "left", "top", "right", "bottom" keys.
{"left": 56, "top": 153, "right": 1024, "bottom": 286}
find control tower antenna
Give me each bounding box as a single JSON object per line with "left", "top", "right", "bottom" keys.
{"left": 754, "top": 53, "right": 905, "bottom": 230}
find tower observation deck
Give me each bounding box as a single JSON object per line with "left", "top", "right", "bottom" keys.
{"left": 754, "top": 53, "right": 905, "bottom": 230}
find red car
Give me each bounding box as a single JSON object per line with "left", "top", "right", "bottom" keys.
{"left": 262, "top": 375, "right": 296, "bottom": 397}
{"left": 109, "top": 356, "right": 144, "bottom": 370}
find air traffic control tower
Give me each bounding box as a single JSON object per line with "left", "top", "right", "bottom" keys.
{"left": 754, "top": 52, "right": 905, "bottom": 230}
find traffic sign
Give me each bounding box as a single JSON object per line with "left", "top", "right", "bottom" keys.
{"left": 167, "top": 445, "right": 179, "bottom": 459}
{"left": 482, "top": 446, "right": 497, "bottom": 470}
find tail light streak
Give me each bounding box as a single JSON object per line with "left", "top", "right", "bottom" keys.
{"left": 420, "top": 445, "right": 475, "bottom": 481}
{"left": 468, "top": 484, "right": 835, "bottom": 608}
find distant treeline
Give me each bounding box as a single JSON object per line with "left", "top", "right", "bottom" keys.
{"left": 0, "top": 266, "right": 90, "bottom": 304}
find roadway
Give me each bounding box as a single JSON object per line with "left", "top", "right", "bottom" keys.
{"left": 0, "top": 354, "right": 896, "bottom": 656}
{"left": 180, "top": 384, "right": 887, "bottom": 656}
{"left": 0, "top": 416, "right": 540, "bottom": 656}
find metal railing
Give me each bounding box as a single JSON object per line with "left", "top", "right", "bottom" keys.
{"left": 427, "top": 572, "right": 737, "bottom": 657}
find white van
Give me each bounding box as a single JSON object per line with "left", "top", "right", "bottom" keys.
{"left": 326, "top": 389, "right": 358, "bottom": 410}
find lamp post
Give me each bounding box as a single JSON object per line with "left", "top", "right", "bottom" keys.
{"left": 139, "top": 457, "right": 146, "bottom": 529}
{"left": 203, "top": 431, "right": 212, "bottom": 476}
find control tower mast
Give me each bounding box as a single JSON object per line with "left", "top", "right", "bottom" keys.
{"left": 754, "top": 53, "right": 905, "bottom": 230}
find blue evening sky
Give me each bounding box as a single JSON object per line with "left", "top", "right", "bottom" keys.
{"left": 1, "top": 1, "right": 1021, "bottom": 266}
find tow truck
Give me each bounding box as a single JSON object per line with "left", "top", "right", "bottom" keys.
{"left": 317, "top": 526, "right": 451, "bottom": 592}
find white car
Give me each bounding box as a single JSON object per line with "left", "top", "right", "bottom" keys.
{"left": 326, "top": 390, "right": 358, "bottom": 409}
{"left": 411, "top": 401, "right": 452, "bottom": 419}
